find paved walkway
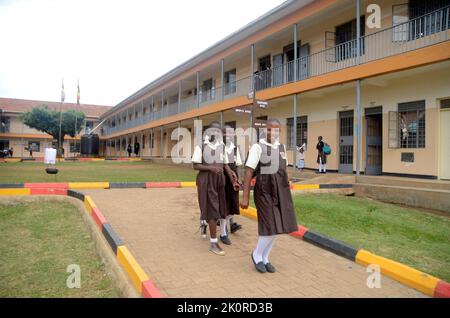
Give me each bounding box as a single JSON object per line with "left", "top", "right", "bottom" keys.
{"left": 83, "top": 188, "right": 425, "bottom": 298}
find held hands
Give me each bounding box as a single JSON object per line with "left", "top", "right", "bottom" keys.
{"left": 240, "top": 198, "right": 249, "bottom": 210}
{"left": 232, "top": 180, "right": 242, "bottom": 192}
{"left": 210, "top": 166, "right": 224, "bottom": 175}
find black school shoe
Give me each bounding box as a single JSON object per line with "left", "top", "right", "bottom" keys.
{"left": 251, "top": 253, "right": 267, "bottom": 273}
{"left": 265, "top": 263, "right": 276, "bottom": 273}
{"left": 220, "top": 235, "right": 232, "bottom": 245}
{"left": 230, "top": 222, "right": 242, "bottom": 233}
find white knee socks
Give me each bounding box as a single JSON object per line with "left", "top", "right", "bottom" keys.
{"left": 319, "top": 158, "right": 327, "bottom": 172}
{"left": 226, "top": 215, "right": 233, "bottom": 225}
{"left": 262, "top": 236, "right": 276, "bottom": 264}
{"left": 253, "top": 235, "right": 276, "bottom": 264}
{"left": 219, "top": 218, "right": 227, "bottom": 237}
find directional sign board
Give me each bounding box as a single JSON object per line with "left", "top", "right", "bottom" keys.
{"left": 254, "top": 99, "right": 268, "bottom": 109}
{"left": 254, "top": 119, "right": 267, "bottom": 128}
{"left": 234, "top": 107, "right": 252, "bottom": 114}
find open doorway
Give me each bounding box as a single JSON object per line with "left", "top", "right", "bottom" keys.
{"left": 365, "top": 106, "right": 383, "bottom": 175}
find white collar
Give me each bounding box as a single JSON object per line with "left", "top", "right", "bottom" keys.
{"left": 260, "top": 138, "right": 280, "bottom": 149}
{"left": 225, "top": 141, "right": 236, "bottom": 154}
{"left": 204, "top": 137, "right": 223, "bottom": 149}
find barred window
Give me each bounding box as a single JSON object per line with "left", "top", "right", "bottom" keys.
{"left": 0, "top": 116, "right": 10, "bottom": 133}
{"left": 286, "top": 116, "right": 308, "bottom": 150}
{"left": 398, "top": 100, "right": 425, "bottom": 148}
{"left": 70, "top": 141, "right": 80, "bottom": 153}
{"left": 28, "top": 141, "right": 40, "bottom": 152}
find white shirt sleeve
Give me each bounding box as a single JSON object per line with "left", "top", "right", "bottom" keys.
{"left": 235, "top": 147, "right": 243, "bottom": 167}
{"left": 283, "top": 144, "right": 289, "bottom": 167}
{"left": 223, "top": 150, "right": 229, "bottom": 164}
{"left": 191, "top": 145, "right": 203, "bottom": 163}
{"left": 245, "top": 144, "right": 262, "bottom": 170}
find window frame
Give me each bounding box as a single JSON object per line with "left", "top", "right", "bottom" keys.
{"left": 286, "top": 116, "right": 308, "bottom": 150}
{"left": 398, "top": 100, "right": 426, "bottom": 149}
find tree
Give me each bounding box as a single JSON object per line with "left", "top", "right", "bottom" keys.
{"left": 21, "top": 105, "right": 85, "bottom": 155}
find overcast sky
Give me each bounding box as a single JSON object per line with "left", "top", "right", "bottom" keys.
{"left": 0, "top": 0, "right": 286, "bottom": 107}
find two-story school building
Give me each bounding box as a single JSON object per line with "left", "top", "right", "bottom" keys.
{"left": 0, "top": 97, "right": 111, "bottom": 158}
{"left": 99, "top": 0, "right": 450, "bottom": 180}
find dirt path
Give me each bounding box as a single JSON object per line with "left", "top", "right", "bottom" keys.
{"left": 82, "top": 188, "right": 425, "bottom": 298}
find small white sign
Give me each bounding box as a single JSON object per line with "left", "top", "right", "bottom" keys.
{"left": 44, "top": 148, "right": 57, "bottom": 165}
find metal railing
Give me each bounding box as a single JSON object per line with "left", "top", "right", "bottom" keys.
{"left": 103, "top": 6, "right": 449, "bottom": 136}
{"left": 180, "top": 94, "right": 197, "bottom": 113}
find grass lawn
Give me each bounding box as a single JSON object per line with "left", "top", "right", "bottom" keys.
{"left": 0, "top": 201, "right": 119, "bottom": 297}
{"left": 245, "top": 193, "right": 450, "bottom": 282}
{"left": 0, "top": 161, "right": 196, "bottom": 183}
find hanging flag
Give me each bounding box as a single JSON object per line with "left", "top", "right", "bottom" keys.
{"left": 61, "top": 79, "right": 65, "bottom": 103}
{"left": 77, "top": 79, "right": 80, "bottom": 105}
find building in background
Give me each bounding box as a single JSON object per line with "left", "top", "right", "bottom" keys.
{"left": 0, "top": 97, "right": 111, "bottom": 158}
{"left": 99, "top": 0, "right": 450, "bottom": 180}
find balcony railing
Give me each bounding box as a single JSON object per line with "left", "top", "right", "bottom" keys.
{"left": 255, "top": 5, "right": 449, "bottom": 90}
{"left": 103, "top": 6, "right": 449, "bottom": 136}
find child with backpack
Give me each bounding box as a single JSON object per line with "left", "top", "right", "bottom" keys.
{"left": 316, "top": 136, "right": 331, "bottom": 174}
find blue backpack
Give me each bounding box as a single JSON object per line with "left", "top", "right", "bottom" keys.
{"left": 323, "top": 143, "right": 331, "bottom": 155}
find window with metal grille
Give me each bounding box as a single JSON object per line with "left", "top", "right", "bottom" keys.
{"left": 408, "top": 0, "right": 450, "bottom": 40}
{"left": 0, "top": 116, "right": 10, "bottom": 133}
{"left": 286, "top": 116, "right": 308, "bottom": 150}
{"left": 28, "top": 141, "right": 40, "bottom": 152}
{"left": 398, "top": 100, "right": 426, "bottom": 148}
{"left": 224, "top": 69, "right": 236, "bottom": 95}
{"left": 340, "top": 111, "right": 354, "bottom": 137}
{"left": 70, "top": 142, "right": 80, "bottom": 153}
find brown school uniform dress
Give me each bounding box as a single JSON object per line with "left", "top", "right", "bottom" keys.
{"left": 224, "top": 146, "right": 240, "bottom": 216}
{"left": 316, "top": 141, "right": 327, "bottom": 164}
{"left": 196, "top": 143, "right": 228, "bottom": 221}
{"left": 253, "top": 143, "right": 298, "bottom": 236}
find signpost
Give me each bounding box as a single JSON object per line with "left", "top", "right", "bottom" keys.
{"left": 254, "top": 99, "right": 268, "bottom": 109}
{"left": 234, "top": 107, "right": 253, "bottom": 115}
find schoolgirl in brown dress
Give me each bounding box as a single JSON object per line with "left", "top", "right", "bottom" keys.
{"left": 222, "top": 125, "right": 243, "bottom": 239}
{"left": 192, "top": 121, "right": 228, "bottom": 255}
{"left": 241, "top": 119, "right": 298, "bottom": 273}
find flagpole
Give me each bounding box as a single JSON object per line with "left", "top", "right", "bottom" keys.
{"left": 59, "top": 78, "right": 64, "bottom": 160}
{"left": 76, "top": 78, "right": 80, "bottom": 158}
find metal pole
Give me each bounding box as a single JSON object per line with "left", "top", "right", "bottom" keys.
{"left": 178, "top": 80, "right": 182, "bottom": 113}
{"left": 294, "top": 24, "right": 298, "bottom": 82}
{"left": 59, "top": 101, "right": 63, "bottom": 158}
{"left": 220, "top": 59, "right": 224, "bottom": 101}
{"left": 356, "top": 0, "right": 361, "bottom": 65}
{"left": 177, "top": 121, "right": 181, "bottom": 160}
{"left": 196, "top": 71, "right": 200, "bottom": 108}
{"left": 161, "top": 90, "right": 165, "bottom": 118}
{"left": 160, "top": 126, "right": 164, "bottom": 158}
{"left": 220, "top": 111, "right": 223, "bottom": 128}
{"left": 250, "top": 44, "right": 255, "bottom": 146}
{"left": 293, "top": 94, "right": 298, "bottom": 178}
{"left": 356, "top": 0, "right": 362, "bottom": 176}
{"left": 356, "top": 80, "right": 361, "bottom": 176}
{"left": 149, "top": 129, "right": 152, "bottom": 157}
